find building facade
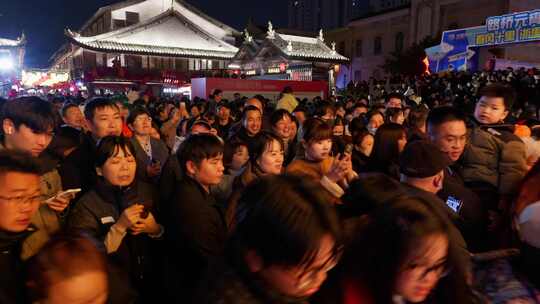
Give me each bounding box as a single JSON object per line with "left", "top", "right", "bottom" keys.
{"left": 288, "top": 0, "right": 411, "bottom": 32}
{"left": 50, "top": 0, "right": 240, "bottom": 92}
{"left": 326, "top": 0, "right": 539, "bottom": 85}
{"left": 232, "top": 24, "right": 348, "bottom": 82}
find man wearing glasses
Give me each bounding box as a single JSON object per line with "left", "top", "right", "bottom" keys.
{"left": 0, "top": 151, "right": 42, "bottom": 304}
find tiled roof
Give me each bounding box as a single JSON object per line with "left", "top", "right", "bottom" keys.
{"left": 73, "top": 40, "right": 237, "bottom": 59}
{"left": 270, "top": 33, "right": 349, "bottom": 62}
{"left": 66, "top": 9, "right": 238, "bottom": 59}
{"left": 0, "top": 36, "right": 25, "bottom": 47}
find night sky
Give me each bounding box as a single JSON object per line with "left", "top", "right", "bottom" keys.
{"left": 0, "top": 0, "right": 288, "bottom": 68}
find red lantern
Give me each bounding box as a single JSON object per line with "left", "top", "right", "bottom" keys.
{"left": 279, "top": 63, "right": 287, "bottom": 72}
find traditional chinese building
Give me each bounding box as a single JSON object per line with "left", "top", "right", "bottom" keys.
{"left": 0, "top": 34, "right": 26, "bottom": 96}
{"left": 50, "top": 0, "right": 240, "bottom": 93}
{"left": 231, "top": 21, "right": 348, "bottom": 92}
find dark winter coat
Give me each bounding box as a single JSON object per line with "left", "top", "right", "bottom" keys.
{"left": 163, "top": 176, "right": 227, "bottom": 302}
{"left": 59, "top": 132, "right": 98, "bottom": 193}
{"left": 351, "top": 149, "right": 370, "bottom": 174}
{"left": 130, "top": 137, "right": 169, "bottom": 184}
{"left": 462, "top": 120, "right": 527, "bottom": 199}
{"left": 438, "top": 165, "right": 487, "bottom": 251}
{"left": 0, "top": 228, "right": 34, "bottom": 304}
{"left": 67, "top": 179, "right": 160, "bottom": 301}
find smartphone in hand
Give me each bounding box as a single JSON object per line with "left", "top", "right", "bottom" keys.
{"left": 57, "top": 188, "right": 82, "bottom": 198}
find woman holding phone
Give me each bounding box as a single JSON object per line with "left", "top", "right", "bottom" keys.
{"left": 287, "top": 118, "right": 357, "bottom": 203}
{"left": 67, "top": 136, "right": 163, "bottom": 303}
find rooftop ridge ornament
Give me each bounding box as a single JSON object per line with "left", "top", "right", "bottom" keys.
{"left": 331, "top": 42, "right": 336, "bottom": 55}
{"left": 287, "top": 40, "right": 293, "bottom": 52}
{"left": 18, "top": 32, "right": 26, "bottom": 43}
{"left": 66, "top": 28, "right": 80, "bottom": 38}
{"left": 267, "top": 21, "right": 275, "bottom": 39}
{"left": 244, "top": 29, "right": 253, "bottom": 43}
{"left": 318, "top": 29, "right": 324, "bottom": 42}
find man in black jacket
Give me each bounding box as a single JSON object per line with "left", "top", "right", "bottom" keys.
{"left": 0, "top": 151, "right": 41, "bottom": 304}
{"left": 60, "top": 98, "right": 123, "bottom": 193}
{"left": 399, "top": 141, "right": 471, "bottom": 273}
{"left": 427, "top": 106, "right": 486, "bottom": 251}
{"left": 229, "top": 105, "right": 262, "bottom": 154}
{"left": 163, "top": 134, "right": 226, "bottom": 303}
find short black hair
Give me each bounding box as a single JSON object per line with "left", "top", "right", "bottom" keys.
{"left": 479, "top": 83, "right": 516, "bottom": 109}
{"left": 84, "top": 97, "right": 119, "bottom": 121}
{"left": 47, "top": 126, "right": 83, "bottom": 159}
{"left": 341, "top": 173, "right": 405, "bottom": 217}
{"left": 242, "top": 105, "right": 262, "bottom": 120}
{"left": 126, "top": 107, "right": 151, "bottom": 125}
{"left": 231, "top": 174, "right": 341, "bottom": 268}
{"left": 270, "top": 109, "right": 292, "bottom": 127}
{"left": 218, "top": 103, "right": 232, "bottom": 111}
{"left": 94, "top": 136, "right": 135, "bottom": 168}
{"left": 385, "top": 107, "right": 404, "bottom": 122}
{"left": 60, "top": 103, "right": 80, "bottom": 119}
{"left": 2, "top": 97, "right": 56, "bottom": 133}
{"left": 349, "top": 117, "right": 367, "bottom": 137}
{"left": 386, "top": 92, "right": 403, "bottom": 103}
{"left": 186, "top": 118, "right": 212, "bottom": 133}
{"left": 0, "top": 150, "right": 40, "bottom": 178}
{"left": 426, "top": 106, "right": 466, "bottom": 134}
{"left": 177, "top": 134, "right": 223, "bottom": 175}
{"left": 352, "top": 103, "right": 368, "bottom": 111}
{"left": 366, "top": 109, "right": 384, "bottom": 122}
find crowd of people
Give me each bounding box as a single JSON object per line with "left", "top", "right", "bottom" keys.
{"left": 2, "top": 67, "right": 540, "bottom": 304}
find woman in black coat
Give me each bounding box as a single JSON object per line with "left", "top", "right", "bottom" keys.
{"left": 68, "top": 136, "right": 164, "bottom": 303}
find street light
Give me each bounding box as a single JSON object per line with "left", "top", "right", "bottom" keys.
{"left": 0, "top": 57, "right": 14, "bottom": 71}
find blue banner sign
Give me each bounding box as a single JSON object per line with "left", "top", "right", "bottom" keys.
{"left": 426, "top": 9, "right": 540, "bottom": 73}
{"left": 478, "top": 10, "right": 540, "bottom": 46}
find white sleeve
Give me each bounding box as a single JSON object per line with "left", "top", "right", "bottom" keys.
{"left": 320, "top": 175, "right": 345, "bottom": 198}
{"left": 104, "top": 224, "right": 127, "bottom": 254}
